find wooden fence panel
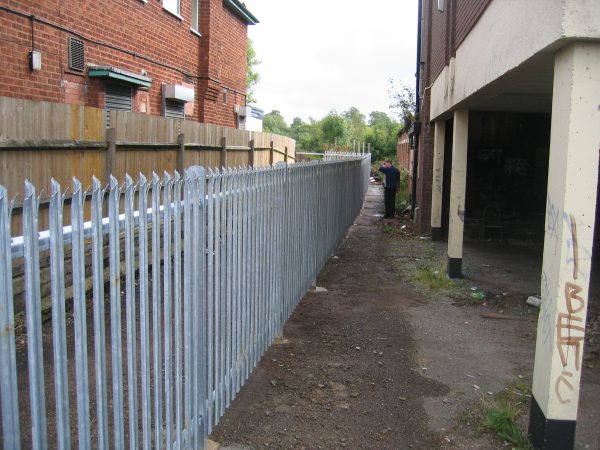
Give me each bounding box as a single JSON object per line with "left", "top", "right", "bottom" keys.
{"left": 254, "top": 149, "right": 271, "bottom": 167}
{"left": 82, "top": 106, "right": 106, "bottom": 141}
{"left": 183, "top": 149, "right": 222, "bottom": 170}
{"left": 112, "top": 110, "right": 180, "bottom": 143}
{"left": 0, "top": 97, "right": 106, "bottom": 142}
{"left": 227, "top": 150, "right": 249, "bottom": 168}
{"left": 115, "top": 148, "right": 178, "bottom": 181}
{"left": 181, "top": 121, "right": 223, "bottom": 147}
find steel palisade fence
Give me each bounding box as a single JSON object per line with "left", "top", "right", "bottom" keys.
{"left": 0, "top": 153, "right": 371, "bottom": 450}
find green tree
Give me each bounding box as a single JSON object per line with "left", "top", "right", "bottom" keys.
{"left": 321, "top": 111, "right": 349, "bottom": 147}
{"left": 343, "top": 107, "right": 367, "bottom": 147}
{"left": 246, "top": 38, "right": 260, "bottom": 104}
{"left": 366, "top": 111, "right": 401, "bottom": 161}
{"left": 290, "top": 117, "right": 322, "bottom": 151}
{"left": 388, "top": 79, "right": 416, "bottom": 124}
{"left": 262, "top": 110, "right": 289, "bottom": 136}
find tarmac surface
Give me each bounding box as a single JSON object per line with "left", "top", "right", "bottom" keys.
{"left": 210, "top": 184, "right": 600, "bottom": 449}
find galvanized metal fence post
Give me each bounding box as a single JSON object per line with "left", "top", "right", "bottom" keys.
{"left": 49, "top": 180, "right": 71, "bottom": 450}
{"left": 0, "top": 186, "right": 20, "bottom": 450}
{"left": 71, "top": 178, "right": 92, "bottom": 449}
{"left": 23, "top": 180, "right": 48, "bottom": 450}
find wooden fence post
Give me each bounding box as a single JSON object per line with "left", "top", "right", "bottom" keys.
{"left": 177, "top": 133, "right": 185, "bottom": 174}
{"left": 284, "top": 146, "right": 288, "bottom": 163}
{"left": 221, "top": 136, "right": 227, "bottom": 168}
{"left": 269, "top": 140, "right": 274, "bottom": 166}
{"left": 249, "top": 139, "right": 255, "bottom": 168}
{"left": 106, "top": 128, "right": 116, "bottom": 182}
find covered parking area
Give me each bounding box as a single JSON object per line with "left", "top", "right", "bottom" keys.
{"left": 427, "top": 36, "right": 600, "bottom": 450}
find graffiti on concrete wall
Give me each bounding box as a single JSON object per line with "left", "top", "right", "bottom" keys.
{"left": 554, "top": 214, "right": 587, "bottom": 404}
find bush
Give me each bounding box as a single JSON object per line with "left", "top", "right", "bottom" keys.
{"left": 395, "top": 167, "right": 410, "bottom": 213}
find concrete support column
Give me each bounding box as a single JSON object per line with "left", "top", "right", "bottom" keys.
{"left": 431, "top": 120, "right": 446, "bottom": 241}
{"left": 529, "top": 42, "right": 600, "bottom": 450}
{"left": 447, "top": 110, "right": 468, "bottom": 278}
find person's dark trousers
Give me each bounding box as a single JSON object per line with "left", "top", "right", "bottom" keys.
{"left": 384, "top": 187, "right": 396, "bottom": 218}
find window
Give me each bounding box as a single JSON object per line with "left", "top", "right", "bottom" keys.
{"left": 105, "top": 83, "right": 132, "bottom": 127}
{"left": 163, "top": 0, "right": 180, "bottom": 16}
{"left": 191, "top": 0, "right": 200, "bottom": 33}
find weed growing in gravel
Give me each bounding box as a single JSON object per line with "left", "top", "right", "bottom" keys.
{"left": 424, "top": 245, "right": 437, "bottom": 261}
{"left": 382, "top": 224, "right": 396, "bottom": 234}
{"left": 414, "top": 265, "right": 455, "bottom": 289}
{"left": 478, "top": 382, "right": 533, "bottom": 449}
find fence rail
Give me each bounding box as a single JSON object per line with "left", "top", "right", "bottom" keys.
{"left": 0, "top": 154, "right": 370, "bottom": 450}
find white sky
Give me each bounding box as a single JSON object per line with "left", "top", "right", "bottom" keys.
{"left": 244, "top": 0, "right": 418, "bottom": 124}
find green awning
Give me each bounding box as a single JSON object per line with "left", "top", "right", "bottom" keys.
{"left": 88, "top": 65, "right": 152, "bottom": 88}
{"left": 223, "top": 0, "right": 259, "bottom": 25}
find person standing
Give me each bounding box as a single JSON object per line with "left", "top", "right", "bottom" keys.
{"left": 379, "top": 159, "right": 401, "bottom": 219}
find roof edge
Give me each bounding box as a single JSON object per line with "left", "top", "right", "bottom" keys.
{"left": 223, "top": 0, "right": 259, "bottom": 25}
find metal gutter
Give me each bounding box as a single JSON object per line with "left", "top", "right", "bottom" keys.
{"left": 411, "top": 0, "right": 423, "bottom": 218}
{"left": 223, "top": 0, "right": 259, "bottom": 25}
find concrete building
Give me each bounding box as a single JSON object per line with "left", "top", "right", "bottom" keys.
{"left": 415, "top": 1, "right": 600, "bottom": 448}
{"left": 0, "top": 0, "right": 257, "bottom": 128}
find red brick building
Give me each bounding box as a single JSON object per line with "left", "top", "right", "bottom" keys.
{"left": 0, "top": 0, "right": 257, "bottom": 128}
{"left": 396, "top": 129, "right": 411, "bottom": 173}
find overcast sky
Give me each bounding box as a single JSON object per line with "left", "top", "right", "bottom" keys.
{"left": 244, "top": 0, "right": 418, "bottom": 125}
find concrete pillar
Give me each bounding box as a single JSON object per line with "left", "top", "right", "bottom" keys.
{"left": 431, "top": 120, "right": 446, "bottom": 241}
{"left": 447, "top": 110, "right": 468, "bottom": 278}
{"left": 529, "top": 42, "right": 600, "bottom": 450}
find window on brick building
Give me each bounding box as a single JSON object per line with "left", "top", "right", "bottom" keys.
{"left": 191, "top": 0, "right": 200, "bottom": 33}
{"left": 163, "top": 0, "right": 180, "bottom": 16}
{"left": 105, "top": 83, "right": 132, "bottom": 127}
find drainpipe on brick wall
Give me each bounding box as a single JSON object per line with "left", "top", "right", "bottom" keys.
{"left": 411, "top": 0, "right": 423, "bottom": 219}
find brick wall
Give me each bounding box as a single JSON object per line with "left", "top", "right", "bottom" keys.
{"left": 416, "top": 92, "right": 434, "bottom": 235}
{"left": 455, "top": 0, "right": 492, "bottom": 48}
{"left": 397, "top": 132, "right": 411, "bottom": 172}
{"left": 200, "top": 0, "right": 247, "bottom": 126}
{"left": 429, "top": 0, "right": 448, "bottom": 82}
{"left": 427, "top": 0, "right": 491, "bottom": 84}
{"left": 0, "top": 0, "right": 249, "bottom": 128}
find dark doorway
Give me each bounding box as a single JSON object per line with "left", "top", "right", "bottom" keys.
{"left": 463, "top": 111, "right": 551, "bottom": 243}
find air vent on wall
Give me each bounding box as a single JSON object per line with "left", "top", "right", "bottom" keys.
{"left": 68, "top": 37, "right": 85, "bottom": 72}
{"left": 164, "top": 99, "right": 185, "bottom": 119}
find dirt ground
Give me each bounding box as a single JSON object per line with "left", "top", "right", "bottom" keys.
{"left": 210, "top": 184, "right": 600, "bottom": 450}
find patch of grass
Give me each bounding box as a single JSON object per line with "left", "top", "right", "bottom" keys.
{"left": 458, "top": 410, "right": 474, "bottom": 425}
{"left": 477, "top": 381, "right": 533, "bottom": 450}
{"left": 424, "top": 245, "right": 437, "bottom": 261}
{"left": 479, "top": 400, "right": 531, "bottom": 449}
{"left": 414, "top": 265, "right": 455, "bottom": 289}
{"left": 382, "top": 224, "right": 396, "bottom": 234}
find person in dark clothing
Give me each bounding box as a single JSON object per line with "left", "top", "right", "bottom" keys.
{"left": 379, "top": 159, "right": 401, "bottom": 218}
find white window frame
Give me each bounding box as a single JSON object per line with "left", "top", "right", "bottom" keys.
{"left": 163, "top": 0, "right": 181, "bottom": 18}
{"left": 191, "top": 0, "right": 200, "bottom": 34}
